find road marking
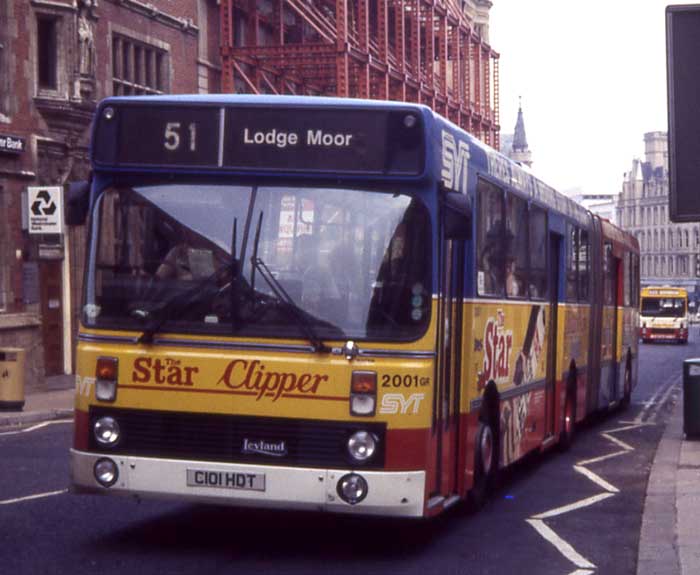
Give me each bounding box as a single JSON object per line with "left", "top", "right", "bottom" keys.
{"left": 599, "top": 433, "right": 634, "bottom": 452}
{"left": 532, "top": 492, "right": 615, "bottom": 520}
{"left": 576, "top": 449, "right": 629, "bottom": 467}
{"left": 0, "top": 419, "right": 72, "bottom": 437}
{"left": 0, "top": 489, "right": 67, "bottom": 505}
{"left": 646, "top": 379, "right": 679, "bottom": 423}
{"left": 526, "top": 383, "right": 678, "bottom": 574}
{"left": 637, "top": 375, "right": 680, "bottom": 424}
{"left": 526, "top": 519, "right": 596, "bottom": 569}
{"left": 573, "top": 466, "right": 619, "bottom": 493}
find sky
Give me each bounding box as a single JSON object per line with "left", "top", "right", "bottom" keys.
{"left": 489, "top": 0, "right": 674, "bottom": 197}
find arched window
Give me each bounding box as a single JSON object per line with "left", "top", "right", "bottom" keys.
{"left": 661, "top": 229, "right": 665, "bottom": 251}
{"left": 670, "top": 257, "right": 675, "bottom": 275}
{"left": 669, "top": 228, "right": 674, "bottom": 249}
{"left": 685, "top": 230, "right": 690, "bottom": 248}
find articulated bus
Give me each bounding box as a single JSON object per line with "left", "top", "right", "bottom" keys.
{"left": 640, "top": 286, "right": 689, "bottom": 343}
{"left": 68, "top": 95, "right": 639, "bottom": 518}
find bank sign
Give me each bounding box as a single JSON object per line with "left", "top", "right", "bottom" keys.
{"left": 0, "top": 134, "right": 26, "bottom": 154}
{"left": 27, "top": 186, "right": 63, "bottom": 234}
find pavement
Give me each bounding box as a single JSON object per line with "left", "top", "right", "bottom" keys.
{"left": 0, "top": 375, "right": 698, "bottom": 574}
{"left": 637, "top": 392, "right": 700, "bottom": 575}
{"left": 0, "top": 374, "right": 74, "bottom": 429}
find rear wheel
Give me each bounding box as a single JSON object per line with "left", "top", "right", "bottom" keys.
{"left": 620, "top": 362, "right": 632, "bottom": 410}
{"left": 468, "top": 420, "right": 497, "bottom": 510}
{"left": 559, "top": 388, "right": 576, "bottom": 451}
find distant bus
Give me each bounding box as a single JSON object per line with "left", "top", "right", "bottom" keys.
{"left": 68, "top": 95, "right": 639, "bottom": 518}
{"left": 640, "top": 286, "right": 689, "bottom": 343}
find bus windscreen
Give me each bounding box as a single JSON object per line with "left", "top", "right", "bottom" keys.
{"left": 640, "top": 297, "right": 686, "bottom": 317}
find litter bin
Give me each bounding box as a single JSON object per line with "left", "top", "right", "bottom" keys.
{"left": 0, "top": 348, "right": 25, "bottom": 411}
{"left": 683, "top": 359, "right": 700, "bottom": 438}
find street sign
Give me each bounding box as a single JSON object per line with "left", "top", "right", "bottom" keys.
{"left": 667, "top": 5, "right": 700, "bottom": 221}
{"left": 27, "top": 186, "right": 63, "bottom": 234}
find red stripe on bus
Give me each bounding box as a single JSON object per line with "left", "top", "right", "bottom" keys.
{"left": 384, "top": 428, "right": 430, "bottom": 470}
{"left": 73, "top": 409, "right": 89, "bottom": 450}
{"left": 117, "top": 384, "right": 347, "bottom": 401}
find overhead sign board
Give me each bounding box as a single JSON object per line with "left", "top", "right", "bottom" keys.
{"left": 667, "top": 5, "right": 700, "bottom": 221}
{"left": 27, "top": 186, "right": 63, "bottom": 234}
{"left": 92, "top": 103, "right": 426, "bottom": 176}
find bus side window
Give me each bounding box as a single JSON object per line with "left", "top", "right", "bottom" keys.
{"left": 578, "top": 228, "right": 590, "bottom": 301}
{"left": 505, "top": 193, "right": 528, "bottom": 298}
{"left": 529, "top": 206, "right": 547, "bottom": 299}
{"left": 603, "top": 242, "right": 614, "bottom": 305}
{"left": 566, "top": 224, "right": 578, "bottom": 302}
{"left": 477, "top": 179, "right": 505, "bottom": 297}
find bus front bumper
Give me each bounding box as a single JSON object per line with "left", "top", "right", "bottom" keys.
{"left": 70, "top": 449, "right": 426, "bottom": 517}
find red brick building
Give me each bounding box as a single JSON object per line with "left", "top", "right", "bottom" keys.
{"left": 0, "top": 0, "right": 221, "bottom": 389}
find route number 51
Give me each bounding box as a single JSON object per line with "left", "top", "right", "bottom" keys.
{"left": 164, "top": 122, "right": 197, "bottom": 152}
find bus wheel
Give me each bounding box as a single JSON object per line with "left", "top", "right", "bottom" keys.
{"left": 469, "top": 421, "right": 496, "bottom": 510}
{"left": 620, "top": 363, "right": 632, "bottom": 410}
{"left": 559, "top": 389, "right": 576, "bottom": 451}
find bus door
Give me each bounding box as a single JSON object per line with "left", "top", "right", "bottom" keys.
{"left": 545, "top": 233, "right": 561, "bottom": 437}
{"left": 587, "top": 218, "right": 604, "bottom": 413}
{"left": 603, "top": 243, "right": 620, "bottom": 403}
{"left": 432, "top": 237, "right": 465, "bottom": 500}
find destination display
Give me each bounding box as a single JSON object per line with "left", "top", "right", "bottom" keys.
{"left": 93, "top": 103, "right": 425, "bottom": 176}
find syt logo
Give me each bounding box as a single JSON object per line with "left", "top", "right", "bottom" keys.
{"left": 380, "top": 393, "right": 425, "bottom": 415}
{"left": 441, "top": 130, "right": 470, "bottom": 195}
{"left": 75, "top": 375, "right": 95, "bottom": 397}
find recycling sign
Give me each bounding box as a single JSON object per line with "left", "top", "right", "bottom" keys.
{"left": 27, "top": 186, "right": 63, "bottom": 234}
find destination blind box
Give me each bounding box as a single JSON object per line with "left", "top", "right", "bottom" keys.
{"left": 92, "top": 102, "right": 426, "bottom": 176}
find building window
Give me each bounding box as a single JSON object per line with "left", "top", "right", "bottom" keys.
{"left": 37, "top": 16, "right": 58, "bottom": 90}
{"left": 112, "top": 34, "right": 168, "bottom": 95}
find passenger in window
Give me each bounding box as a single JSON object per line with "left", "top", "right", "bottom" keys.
{"left": 506, "top": 256, "right": 522, "bottom": 297}
{"left": 155, "top": 243, "right": 216, "bottom": 281}
{"left": 480, "top": 221, "right": 514, "bottom": 296}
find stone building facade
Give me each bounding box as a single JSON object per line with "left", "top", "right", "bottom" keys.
{"left": 616, "top": 132, "right": 700, "bottom": 303}
{"left": 0, "top": 0, "right": 220, "bottom": 390}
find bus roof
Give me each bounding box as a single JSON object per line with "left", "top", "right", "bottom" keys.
{"left": 89, "top": 94, "right": 634, "bottom": 243}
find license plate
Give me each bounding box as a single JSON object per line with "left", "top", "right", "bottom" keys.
{"left": 186, "top": 469, "right": 266, "bottom": 491}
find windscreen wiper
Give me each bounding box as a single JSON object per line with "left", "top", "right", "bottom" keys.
{"left": 252, "top": 256, "right": 332, "bottom": 354}
{"left": 134, "top": 260, "right": 235, "bottom": 344}
{"left": 250, "top": 211, "right": 331, "bottom": 354}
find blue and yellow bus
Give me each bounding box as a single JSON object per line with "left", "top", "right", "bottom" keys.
{"left": 68, "top": 95, "right": 639, "bottom": 517}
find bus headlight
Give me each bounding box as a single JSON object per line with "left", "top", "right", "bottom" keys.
{"left": 350, "top": 371, "right": 376, "bottom": 416}
{"left": 347, "top": 430, "right": 377, "bottom": 462}
{"left": 94, "top": 458, "right": 119, "bottom": 487}
{"left": 95, "top": 357, "right": 118, "bottom": 402}
{"left": 94, "top": 416, "right": 121, "bottom": 446}
{"left": 337, "top": 473, "right": 368, "bottom": 505}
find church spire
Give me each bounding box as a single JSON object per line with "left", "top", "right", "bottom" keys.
{"left": 513, "top": 97, "right": 528, "bottom": 151}
{"left": 510, "top": 97, "right": 532, "bottom": 167}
